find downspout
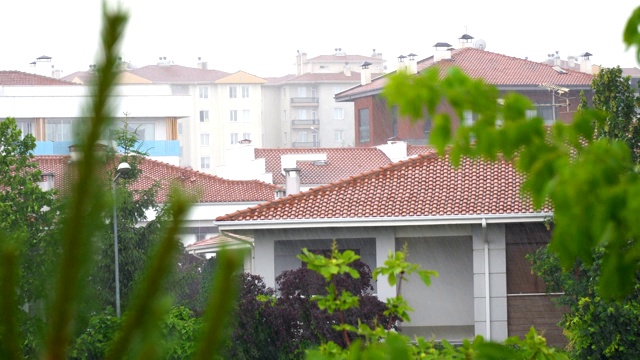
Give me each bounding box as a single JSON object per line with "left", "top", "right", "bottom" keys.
{"left": 222, "top": 231, "right": 255, "bottom": 273}
{"left": 483, "top": 218, "right": 491, "bottom": 340}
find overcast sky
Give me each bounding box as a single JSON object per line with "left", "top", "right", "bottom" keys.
{"left": 1, "top": 0, "right": 639, "bottom": 78}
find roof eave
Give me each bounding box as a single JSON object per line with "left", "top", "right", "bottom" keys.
{"left": 216, "top": 212, "right": 552, "bottom": 231}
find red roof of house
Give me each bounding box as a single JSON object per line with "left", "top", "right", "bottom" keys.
{"left": 36, "top": 156, "right": 279, "bottom": 203}
{"left": 336, "top": 47, "right": 593, "bottom": 101}
{"left": 306, "top": 54, "right": 383, "bottom": 63}
{"left": 217, "top": 153, "right": 550, "bottom": 221}
{"left": 0, "top": 71, "right": 77, "bottom": 86}
{"left": 255, "top": 147, "right": 419, "bottom": 186}
{"left": 128, "top": 65, "right": 230, "bottom": 83}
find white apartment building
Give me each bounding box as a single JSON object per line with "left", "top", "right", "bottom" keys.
{"left": 124, "top": 62, "right": 266, "bottom": 172}
{"left": 261, "top": 49, "right": 386, "bottom": 149}
{"left": 2, "top": 70, "right": 190, "bottom": 164}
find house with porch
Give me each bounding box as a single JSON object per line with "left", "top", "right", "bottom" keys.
{"left": 214, "top": 152, "right": 565, "bottom": 346}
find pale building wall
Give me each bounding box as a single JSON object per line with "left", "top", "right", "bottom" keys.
{"left": 251, "top": 222, "right": 509, "bottom": 342}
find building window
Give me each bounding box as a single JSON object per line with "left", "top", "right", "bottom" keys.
{"left": 463, "top": 110, "right": 476, "bottom": 126}
{"left": 46, "top": 119, "right": 73, "bottom": 141}
{"left": 230, "top": 133, "right": 239, "bottom": 144}
{"left": 229, "top": 86, "right": 237, "bottom": 98}
{"left": 333, "top": 108, "right": 344, "bottom": 120}
{"left": 126, "top": 122, "right": 155, "bottom": 141}
{"left": 198, "top": 86, "right": 209, "bottom": 99}
{"left": 334, "top": 130, "right": 343, "bottom": 142}
{"left": 527, "top": 106, "right": 555, "bottom": 124}
{"left": 358, "top": 108, "right": 370, "bottom": 143}
{"left": 199, "top": 110, "right": 209, "bottom": 122}
{"left": 525, "top": 109, "right": 537, "bottom": 119}
{"left": 242, "top": 109, "right": 251, "bottom": 122}
{"left": 16, "top": 119, "right": 34, "bottom": 139}
{"left": 200, "top": 133, "right": 210, "bottom": 146}
{"left": 177, "top": 121, "right": 183, "bottom": 135}
{"left": 230, "top": 110, "right": 238, "bottom": 122}
{"left": 242, "top": 132, "right": 251, "bottom": 141}
{"left": 298, "top": 131, "right": 308, "bottom": 142}
{"left": 200, "top": 156, "right": 210, "bottom": 169}
{"left": 241, "top": 86, "right": 250, "bottom": 98}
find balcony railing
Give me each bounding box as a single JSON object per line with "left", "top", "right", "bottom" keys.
{"left": 34, "top": 140, "right": 180, "bottom": 157}
{"left": 290, "top": 97, "right": 319, "bottom": 104}
{"left": 292, "top": 141, "right": 320, "bottom": 148}
{"left": 291, "top": 119, "right": 319, "bottom": 127}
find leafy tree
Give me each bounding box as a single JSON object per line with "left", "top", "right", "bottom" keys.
{"left": 524, "top": 66, "right": 640, "bottom": 358}
{"left": 0, "top": 118, "right": 57, "bottom": 305}
{"left": 591, "top": 66, "right": 640, "bottom": 163}
{"left": 529, "top": 247, "right": 640, "bottom": 358}
{"left": 382, "top": 19, "right": 640, "bottom": 299}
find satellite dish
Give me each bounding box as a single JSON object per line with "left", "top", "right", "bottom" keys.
{"left": 474, "top": 39, "right": 487, "bottom": 50}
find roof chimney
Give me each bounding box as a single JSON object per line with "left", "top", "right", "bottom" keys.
{"left": 553, "top": 51, "right": 561, "bottom": 66}
{"left": 360, "top": 61, "right": 372, "bottom": 85}
{"left": 38, "top": 173, "right": 55, "bottom": 191}
{"left": 433, "top": 42, "right": 453, "bottom": 62}
{"left": 275, "top": 188, "right": 286, "bottom": 199}
{"left": 459, "top": 34, "right": 474, "bottom": 48}
{"left": 407, "top": 53, "right": 418, "bottom": 74}
{"left": 34, "top": 55, "right": 53, "bottom": 77}
{"left": 343, "top": 62, "right": 351, "bottom": 76}
{"left": 397, "top": 55, "right": 407, "bottom": 72}
{"left": 197, "top": 57, "right": 208, "bottom": 69}
{"left": 284, "top": 168, "right": 301, "bottom": 195}
{"left": 580, "top": 52, "right": 593, "bottom": 74}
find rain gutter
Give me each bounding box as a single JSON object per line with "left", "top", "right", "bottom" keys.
{"left": 483, "top": 218, "right": 491, "bottom": 341}
{"left": 215, "top": 213, "right": 551, "bottom": 232}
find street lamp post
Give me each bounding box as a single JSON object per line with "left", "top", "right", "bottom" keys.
{"left": 113, "top": 161, "right": 131, "bottom": 317}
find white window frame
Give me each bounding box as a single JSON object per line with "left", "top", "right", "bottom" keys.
{"left": 333, "top": 108, "right": 344, "bottom": 120}
{"left": 199, "top": 110, "right": 209, "bottom": 122}
{"left": 230, "top": 132, "right": 239, "bottom": 144}
{"left": 230, "top": 110, "right": 238, "bottom": 122}
{"left": 334, "top": 130, "right": 343, "bottom": 142}
{"left": 200, "top": 156, "right": 211, "bottom": 169}
{"left": 463, "top": 110, "right": 476, "bottom": 126}
{"left": 199, "top": 86, "right": 209, "bottom": 99}
{"left": 242, "top": 132, "right": 251, "bottom": 141}
{"left": 242, "top": 109, "right": 250, "bottom": 123}
{"left": 200, "top": 133, "right": 210, "bottom": 146}
{"left": 241, "top": 86, "right": 250, "bottom": 98}
{"left": 229, "top": 86, "right": 237, "bottom": 98}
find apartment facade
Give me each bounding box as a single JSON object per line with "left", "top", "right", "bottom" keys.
{"left": 261, "top": 50, "right": 387, "bottom": 149}
{"left": 335, "top": 36, "right": 595, "bottom": 147}
{"left": 1, "top": 71, "right": 188, "bottom": 164}
{"left": 121, "top": 63, "right": 267, "bottom": 172}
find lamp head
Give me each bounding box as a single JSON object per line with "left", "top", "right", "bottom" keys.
{"left": 116, "top": 162, "right": 131, "bottom": 175}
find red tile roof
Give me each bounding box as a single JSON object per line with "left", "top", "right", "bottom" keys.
{"left": 128, "top": 65, "right": 230, "bottom": 83}
{"left": 256, "top": 147, "right": 397, "bottom": 186}
{"left": 0, "top": 71, "right": 77, "bottom": 86}
{"left": 336, "top": 47, "right": 593, "bottom": 101}
{"left": 35, "top": 156, "right": 279, "bottom": 203}
{"left": 307, "top": 54, "right": 384, "bottom": 63}
{"left": 279, "top": 72, "right": 365, "bottom": 83}
{"left": 217, "top": 153, "right": 550, "bottom": 221}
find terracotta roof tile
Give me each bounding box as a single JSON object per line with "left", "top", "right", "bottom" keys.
{"left": 127, "top": 65, "right": 230, "bottom": 83}
{"left": 217, "top": 153, "right": 550, "bottom": 221}
{"left": 336, "top": 47, "right": 593, "bottom": 101}
{"left": 0, "top": 71, "right": 78, "bottom": 86}
{"left": 35, "top": 155, "right": 279, "bottom": 203}
{"left": 256, "top": 147, "right": 396, "bottom": 186}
